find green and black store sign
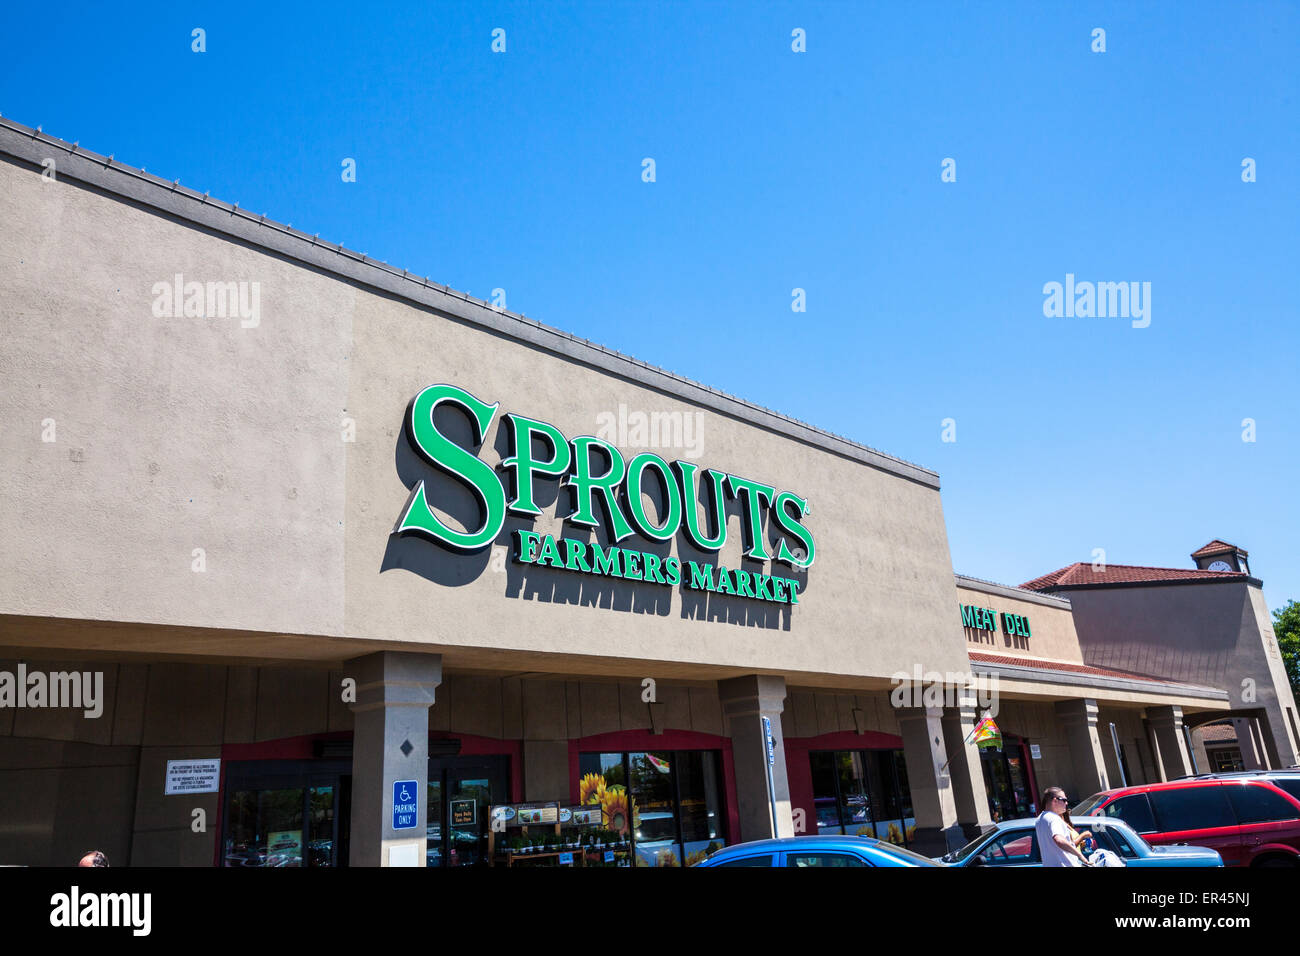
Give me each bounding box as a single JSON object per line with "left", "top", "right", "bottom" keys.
{"left": 392, "top": 383, "right": 815, "bottom": 606}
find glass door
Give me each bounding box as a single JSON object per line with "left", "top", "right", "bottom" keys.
{"left": 981, "top": 746, "right": 1029, "bottom": 822}
{"left": 426, "top": 755, "right": 508, "bottom": 868}
{"left": 446, "top": 772, "right": 492, "bottom": 867}
{"left": 222, "top": 760, "right": 351, "bottom": 867}
{"left": 426, "top": 777, "right": 443, "bottom": 867}
{"left": 1004, "top": 748, "right": 1033, "bottom": 817}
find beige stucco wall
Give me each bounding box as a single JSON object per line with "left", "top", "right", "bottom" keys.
{"left": 956, "top": 581, "right": 1083, "bottom": 664}
{"left": 1064, "top": 581, "right": 1300, "bottom": 766}
{"left": 781, "top": 687, "right": 901, "bottom": 738}
{"left": 0, "top": 154, "right": 968, "bottom": 684}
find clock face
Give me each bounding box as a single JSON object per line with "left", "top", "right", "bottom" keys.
{"left": 1208, "top": 560, "right": 1233, "bottom": 572}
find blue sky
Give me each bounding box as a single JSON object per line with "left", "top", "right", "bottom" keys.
{"left": 3, "top": 1, "right": 1297, "bottom": 607}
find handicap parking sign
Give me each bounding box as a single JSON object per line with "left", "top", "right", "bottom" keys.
{"left": 392, "top": 779, "right": 419, "bottom": 830}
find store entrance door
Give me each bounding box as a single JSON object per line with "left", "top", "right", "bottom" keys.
{"left": 426, "top": 755, "right": 509, "bottom": 867}
{"left": 222, "top": 759, "right": 351, "bottom": 867}
{"left": 980, "top": 740, "right": 1033, "bottom": 822}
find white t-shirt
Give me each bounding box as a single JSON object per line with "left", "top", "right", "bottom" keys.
{"left": 1036, "top": 811, "right": 1083, "bottom": 867}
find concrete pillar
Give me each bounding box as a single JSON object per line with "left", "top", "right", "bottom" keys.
{"left": 1054, "top": 699, "right": 1109, "bottom": 797}
{"left": 1144, "top": 720, "right": 1164, "bottom": 782}
{"left": 347, "top": 651, "right": 442, "bottom": 867}
{"left": 1232, "top": 717, "right": 1264, "bottom": 770}
{"left": 1280, "top": 705, "right": 1300, "bottom": 767}
{"left": 1187, "top": 724, "right": 1212, "bottom": 775}
{"left": 1147, "top": 705, "right": 1192, "bottom": 781}
{"left": 1252, "top": 715, "right": 1278, "bottom": 769}
{"left": 940, "top": 696, "right": 993, "bottom": 838}
{"left": 896, "top": 707, "right": 962, "bottom": 855}
{"left": 717, "top": 675, "right": 793, "bottom": 842}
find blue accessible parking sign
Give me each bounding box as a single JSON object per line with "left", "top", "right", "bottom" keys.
{"left": 392, "top": 779, "right": 419, "bottom": 830}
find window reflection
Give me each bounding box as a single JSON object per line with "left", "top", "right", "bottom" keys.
{"left": 224, "top": 788, "right": 304, "bottom": 867}
{"left": 306, "top": 786, "right": 335, "bottom": 867}
{"left": 426, "top": 780, "right": 443, "bottom": 868}
{"left": 579, "top": 750, "right": 727, "bottom": 866}
{"left": 808, "top": 749, "right": 915, "bottom": 846}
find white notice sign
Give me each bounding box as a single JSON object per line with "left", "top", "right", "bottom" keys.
{"left": 1029, "top": 744, "right": 1042, "bottom": 760}
{"left": 165, "top": 758, "right": 221, "bottom": 794}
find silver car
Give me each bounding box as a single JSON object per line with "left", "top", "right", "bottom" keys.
{"left": 939, "top": 815, "right": 1222, "bottom": 867}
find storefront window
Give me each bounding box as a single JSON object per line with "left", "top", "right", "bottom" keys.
{"left": 676, "top": 750, "right": 725, "bottom": 866}
{"left": 1210, "top": 749, "right": 1244, "bottom": 772}
{"left": 306, "top": 785, "right": 337, "bottom": 867}
{"left": 222, "top": 760, "right": 351, "bottom": 867}
{"left": 578, "top": 750, "right": 726, "bottom": 866}
{"left": 808, "top": 749, "right": 915, "bottom": 845}
{"left": 981, "top": 744, "right": 1032, "bottom": 821}
{"left": 426, "top": 779, "right": 443, "bottom": 868}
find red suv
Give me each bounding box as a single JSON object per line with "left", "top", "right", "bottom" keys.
{"left": 1074, "top": 779, "right": 1300, "bottom": 867}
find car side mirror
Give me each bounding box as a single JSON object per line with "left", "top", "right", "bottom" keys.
{"left": 971, "top": 854, "right": 987, "bottom": 867}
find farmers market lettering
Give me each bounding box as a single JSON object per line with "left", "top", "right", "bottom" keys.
{"left": 392, "top": 384, "right": 813, "bottom": 605}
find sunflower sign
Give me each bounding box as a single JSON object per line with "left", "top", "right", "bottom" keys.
{"left": 579, "top": 772, "right": 639, "bottom": 836}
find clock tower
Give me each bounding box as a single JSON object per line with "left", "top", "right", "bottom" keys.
{"left": 1191, "top": 539, "right": 1251, "bottom": 575}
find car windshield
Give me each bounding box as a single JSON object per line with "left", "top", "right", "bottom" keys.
{"left": 1093, "top": 823, "right": 1149, "bottom": 857}
{"left": 944, "top": 827, "right": 999, "bottom": 863}
{"left": 1072, "top": 793, "right": 1107, "bottom": 815}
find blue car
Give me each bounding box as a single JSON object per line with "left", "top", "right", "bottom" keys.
{"left": 940, "top": 815, "right": 1222, "bottom": 867}
{"left": 695, "top": 835, "right": 943, "bottom": 867}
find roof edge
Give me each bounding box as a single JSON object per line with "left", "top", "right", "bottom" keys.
{"left": 1042, "top": 575, "right": 1263, "bottom": 593}
{"left": 0, "top": 116, "right": 940, "bottom": 489}
{"left": 954, "top": 573, "right": 1072, "bottom": 609}
{"left": 968, "top": 657, "right": 1228, "bottom": 701}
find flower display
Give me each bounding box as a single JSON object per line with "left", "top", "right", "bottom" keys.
{"left": 600, "top": 787, "right": 632, "bottom": 835}
{"left": 579, "top": 772, "right": 606, "bottom": 807}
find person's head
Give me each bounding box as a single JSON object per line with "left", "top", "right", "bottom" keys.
{"left": 1041, "top": 787, "right": 1069, "bottom": 815}
{"left": 78, "top": 850, "right": 109, "bottom": 868}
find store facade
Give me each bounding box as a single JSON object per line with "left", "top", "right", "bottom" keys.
{"left": 0, "top": 118, "right": 1288, "bottom": 867}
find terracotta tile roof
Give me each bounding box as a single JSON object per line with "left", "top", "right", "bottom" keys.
{"left": 1021, "top": 563, "right": 1247, "bottom": 590}
{"left": 967, "top": 651, "right": 1180, "bottom": 685}
{"left": 1191, "top": 539, "right": 1245, "bottom": 558}
{"left": 1199, "top": 722, "right": 1238, "bottom": 743}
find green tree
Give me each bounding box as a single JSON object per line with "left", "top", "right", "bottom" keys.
{"left": 1273, "top": 600, "right": 1300, "bottom": 702}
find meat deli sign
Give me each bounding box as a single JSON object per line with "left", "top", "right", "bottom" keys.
{"left": 392, "top": 384, "right": 814, "bottom": 605}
